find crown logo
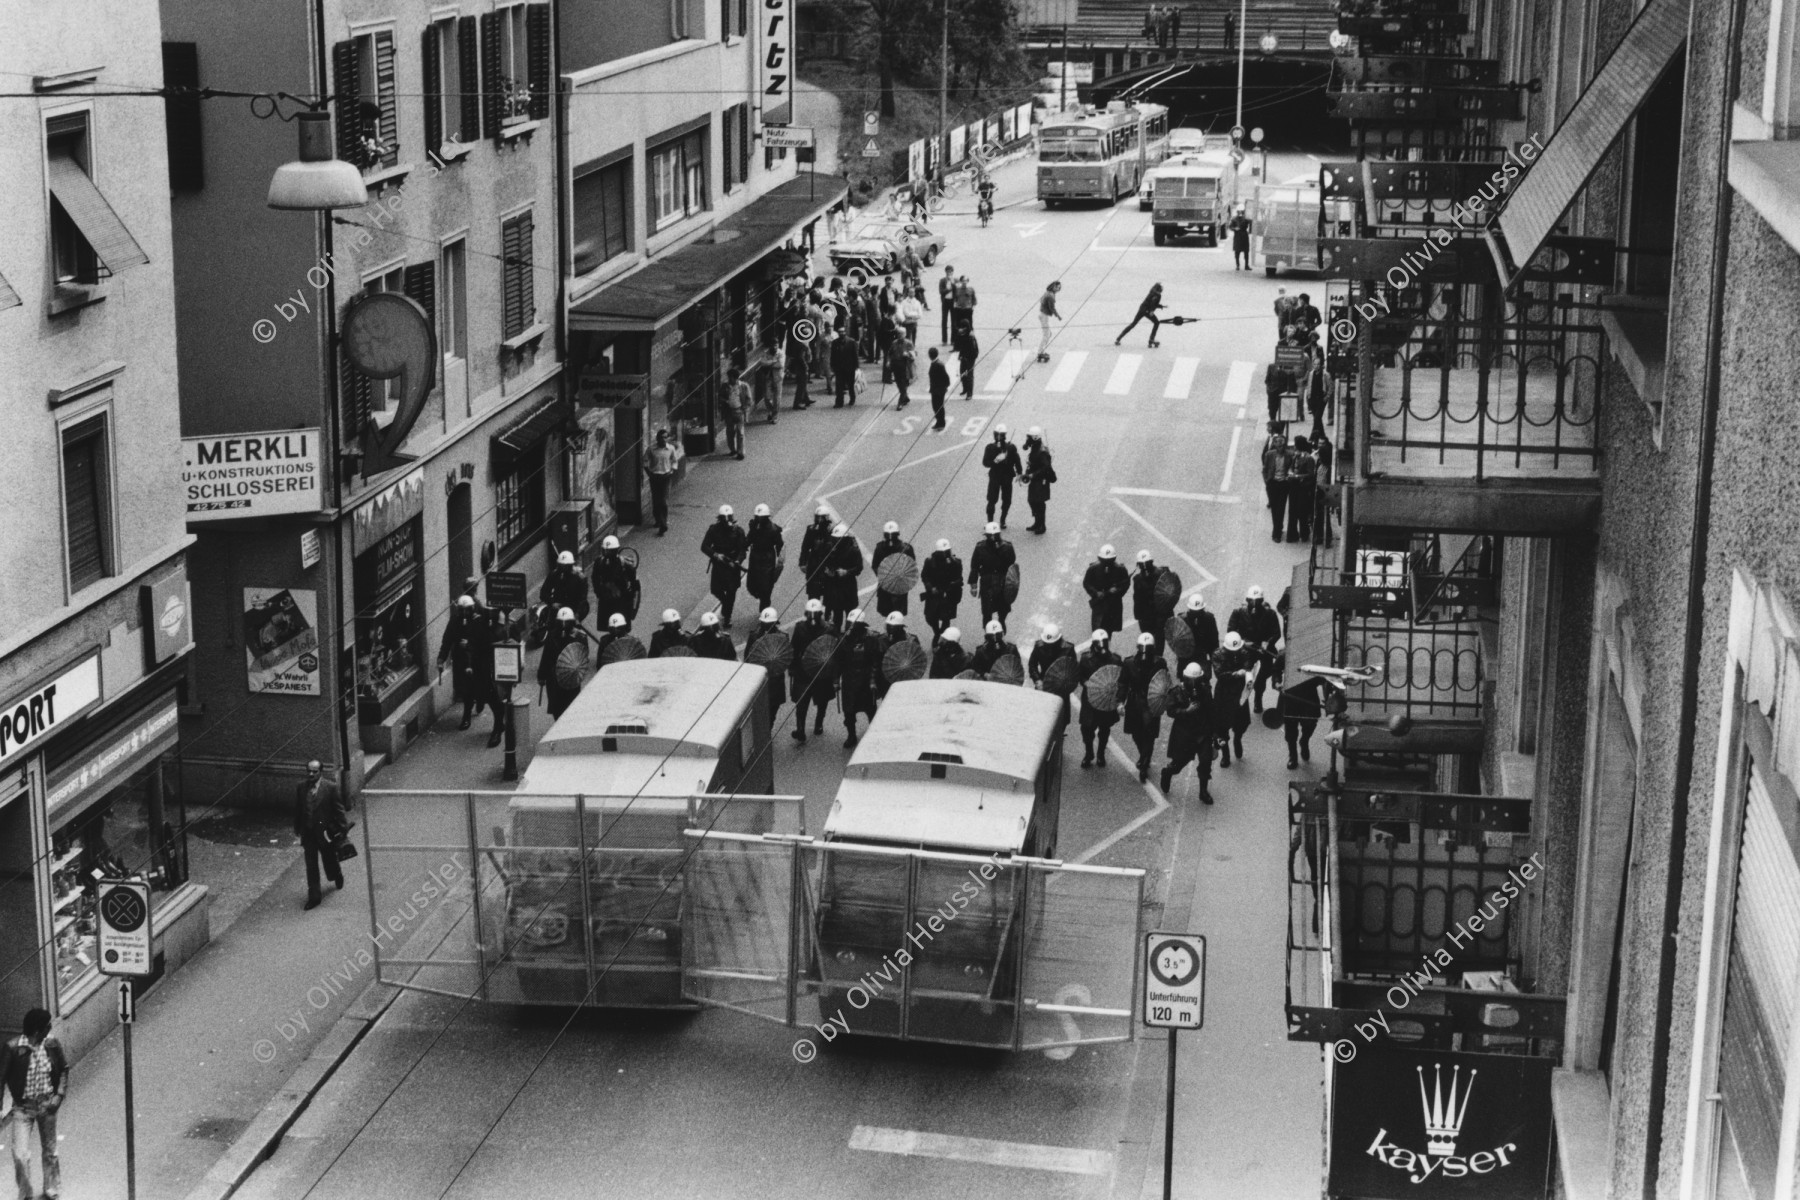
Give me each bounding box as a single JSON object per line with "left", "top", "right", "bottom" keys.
{"left": 1417, "top": 1064, "right": 1476, "bottom": 1157}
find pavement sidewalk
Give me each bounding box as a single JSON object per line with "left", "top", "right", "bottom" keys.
{"left": 40, "top": 398, "right": 864, "bottom": 1200}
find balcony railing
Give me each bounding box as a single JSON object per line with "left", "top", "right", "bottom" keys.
{"left": 1338, "top": 613, "right": 1485, "bottom": 729}
{"left": 1310, "top": 533, "right": 1498, "bottom": 618}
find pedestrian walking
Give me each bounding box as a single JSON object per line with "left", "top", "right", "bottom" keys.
{"left": 920, "top": 539, "right": 963, "bottom": 636}
{"left": 1286, "top": 435, "right": 1318, "bottom": 542}
{"left": 720, "top": 366, "right": 749, "bottom": 459}
{"left": 889, "top": 330, "right": 915, "bottom": 407}
{"left": 437, "top": 593, "right": 497, "bottom": 732}
{"left": 1262, "top": 429, "right": 1292, "bottom": 541}
{"left": 1083, "top": 544, "right": 1130, "bottom": 633}
{"left": 1306, "top": 358, "right": 1330, "bottom": 439}
{"left": 1115, "top": 283, "right": 1166, "bottom": 347}
{"left": 799, "top": 506, "right": 835, "bottom": 605}
{"left": 1130, "top": 550, "right": 1166, "bottom": 654}
{"left": 871, "top": 522, "right": 916, "bottom": 616}
{"left": 899, "top": 243, "right": 922, "bottom": 292}
{"left": 691, "top": 610, "right": 737, "bottom": 661}
{"left": 789, "top": 600, "right": 836, "bottom": 741}
{"left": 1212, "top": 633, "right": 1255, "bottom": 765}
{"left": 538, "top": 608, "right": 591, "bottom": 719}
{"left": 969, "top": 522, "right": 1017, "bottom": 629}
{"left": 540, "top": 550, "right": 591, "bottom": 626}
{"left": 937, "top": 264, "right": 957, "bottom": 343}
{"left": 752, "top": 332, "right": 780, "bottom": 424}
{"left": 1078, "top": 630, "right": 1121, "bottom": 767}
{"left": 830, "top": 327, "right": 861, "bottom": 407}
{"left": 1273, "top": 286, "right": 1299, "bottom": 331}
{"left": 897, "top": 287, "right": 924, "bottom": 348}
{"left": 788, "top": 329, "right": 813, "bottom": 409}
{"left": 1121, "top": 633, "right": 1164, "bottom": 782}
{"left": 649, "top": 609, "right": 690, "bottom": 657}
{"left": 1294, "top": 293, "right": 1321, "bottom": 332}
{"left": 590, "top": 534, "right": 642, "bottom": 626}
{"left": 839, "top": 611, "right": 880, "bottom": 747}
{"left": 4, "top": 1009, "right": 67, "bottom": 1200}
{"left": 982, "top": 425, "right": 1023, "bottom": 526}
{"left": 951, "top": 273, "right": 977, "bottom": 339}
{"left": 746, "top": 609, "right": 788, "bottom": 722}
{"left": 644, "top": 429, "right": 677, "bottom": 536}
{"left": 860, "top": 284, "right": 880, "bottom": 361}
{"left": 1227, "top": 586, "right": 1283, "bottom": 711}
{"left": 1036, "top": 280, "right": 1063, "bottom": 362}
{"left": 745, "top": 504, "right": 785, "bottom": 613}
{"left": 1022, "top": 427, "right": 1057, "bottom": 533}
{"left": 1229, "top": 205, "right": 1252, "bottom": 270}
{"left": 930, "top": 627, "right": 968, "bottom": 677}
{"left": 700, "top": 505, "right": 749, "bottom": 627}
{"left": 1278, "top": 654, "right": 1328, "bottom": 768}
{"left": 294, "top": 759, "right": 349, "bottom": 909}
{"left": 821, "top": 522, "right": 864, "bottom": 626}
{"left": 955, "top": 326, "right": 980, "bottom": 399}
{"left": 1160, "top": 663, "right": 1215, "bottom": 802}
{"left": 927, "top": 348, "right": 950, "bottom": 430}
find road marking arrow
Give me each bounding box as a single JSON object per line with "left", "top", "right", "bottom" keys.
{"left": 1013, "top": 220, "right": 1047, "bottom": 238}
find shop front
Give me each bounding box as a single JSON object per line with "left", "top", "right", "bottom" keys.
{"left": 351, "top": 470, "right": 428, "bottom": 749}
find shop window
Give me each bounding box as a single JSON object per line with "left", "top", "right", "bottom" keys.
{"left": 496, "top": 450, "right": 545, "bottom": 555}
{"left": 573, "top": 157, "right": 631, "bottom": 274}
{"left": 353, "top": 519, "right": 426, "bottom": 724}
{"left": 61, "top": 414, "right": 114, "bottom": 593}
{"left": 650, "top": 128, "right": 707, "bottom": 232}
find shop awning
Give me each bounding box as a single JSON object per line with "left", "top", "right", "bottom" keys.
{"left": 1286, "top": 561, "right": 1335, "bottom": 672}
{"left": 1488, "top": 0, "right": 1686, "bottom": 289}
{"left": 492, "top": 399, "right": 564, "bottom": 461}
{"left": 48, "top": 151, "right": 149, "bottom": 274}
{"left": 571, "top": 173, "right": 848, "bottom": 333}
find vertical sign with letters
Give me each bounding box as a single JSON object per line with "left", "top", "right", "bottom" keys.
{"left": 761, "top": 0, "right": 793, "bottom": 125}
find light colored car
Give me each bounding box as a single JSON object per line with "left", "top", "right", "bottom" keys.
{"left": 1167, "top": 127, "right": 1209, "bottom": 156}
{"left": 829, "top": 219, "right": 946, "bottom": 275}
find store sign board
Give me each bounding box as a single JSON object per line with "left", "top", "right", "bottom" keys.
{"left": 182, "top": 429, "right": 322, "bottom": 519}
{"left": 760, "top": 0, "right": 793, "bottom": 124}
{"left": 486, "top": 571, "right": 529, "bottom": 611}
{"left": 761, "top": 125, "right": 814, "bottom": 149}
{"left": 143, "top": 576, "right": 193, "bottom": 665}
{"left": 96, "top": 878, "right": 153, "bottom": 977}
{"left": 350, "top": 467, "right": 426, "bottom": 556}
{"left": 300, "top": 528, "right": 323, "bottom": 570}
{"left": 1329, "top": 1045, "right": 1552, "bottom": 1200}
{"left": 0, "top": 655, "right": 103, "bottom": 770}
{"left": 46, "top": 700, "right": 180, "bottom": 819}
{"left": 243, "top": 588, "right": 322, "bottom": 696}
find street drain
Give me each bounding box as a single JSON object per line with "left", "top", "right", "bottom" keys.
{"left": 186, "top": 1116, "right": 250, "bottom": 1142}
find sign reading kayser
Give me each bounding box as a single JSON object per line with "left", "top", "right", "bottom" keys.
{"left": 182, "top": 429, "right": 322, "bottom": 519}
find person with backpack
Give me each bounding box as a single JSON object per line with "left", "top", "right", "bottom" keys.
{"left": 1022, "top": 427, "right": 1057, "bottom": 534}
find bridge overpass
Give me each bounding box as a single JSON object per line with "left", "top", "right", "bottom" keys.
{"left": 1023, "top": 0, "right": 1338, "bottom": 86}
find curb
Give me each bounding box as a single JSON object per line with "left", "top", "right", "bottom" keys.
{"left": 181, "top": 980, "right": 401, "bottom": 1200}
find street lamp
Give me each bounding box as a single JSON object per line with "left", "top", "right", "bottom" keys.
{"left": 1234, "top": 0, "right": 1247, "bottom": 134}
{"left": 268, "top": 110, "right": 369, "bottom": 210}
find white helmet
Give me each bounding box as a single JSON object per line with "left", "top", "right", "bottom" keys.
{"left": 994, "top": 423, "right": 1008, "bottom": 436}
{"left": 662, "top": 608, "right": 682, "bottom": 623}
{"left": 848, "top": 608, "right": 867, "bottom": 625}
{"left": 558, "top": 551, "right": 575, "bottom": 566}
{"left": 1099, "top": 544, "right": 1117, "bottom": 560}
{"left": 700, "top": 611, "right": 720, "bottom": 627}
{"left": 602, "top": 535, "right": 620, "bottom": 550}
{"left": 1187, "top": 594, "right": 1206, "bottom": 611}
{"left": 1246, "top": 585, "right": 1264, "bottom": 602}
{"left": 557, "top": 607, "right": 576, "bottom": 621}
{"left": 832, "top": 523, "right": 849, "bottom": 537}
{"left": 1041, "top": 624, "right": 1061, "bottom": 643}
{"left": 1183, "top": 662, "right": 1203, "bottom": 679}
{"left": 718, "top": 504, "right": 734, "bottom": 518}
{"left": 760, "top": 607, "right": 779, "bottom": 622}
{"left": 1137, "top": 632, "right": 1155, "bottom": 647}
{"left": 886, "top": 611, "right": 906, "bottom": 627}
{"left": 1136, "top": 550, "right": 1152, "bottom": 564}
{"left": 883, "top": 520, "right": 900, "bottom": 534}
{"left": 1223, "top": 631, "right": 1245, "bottom": 651}
{"left": 805, "top": 598, "right": 825, "bottom": 614}
{"left": 1090, "top": 629, "right": 1110, "bottom": 644}
{"left": 984, "top": 521, "right": 1001, "bottom": 535}
{"left": 1028, "top": 425, "right": 1043, "bottom": 439}
{"left": 815, "top": 504, "right": 832, "bottom": 518}
{"left": 935, "top": 538, "right": 952, "bottom": 552}
{"left": 941, "top": 627, "right": 962, "bottom": 644}
{"left": 609, "top": 613, "right": 627, "bottom": 628}
{"left": 985, "top": 619, "right": 1004, "bottom": 635}
{"left": 456, "top": 594, "right": 475, "bottom": 609}
{"left": 753, "top": 503, "right": 771, "bottom": 517}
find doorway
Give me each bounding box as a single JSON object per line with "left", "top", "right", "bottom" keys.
{"left": 447, "top": 482, "right": 474, "bottom": 598}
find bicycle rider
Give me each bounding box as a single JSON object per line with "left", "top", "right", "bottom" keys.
{"left": 976, "top": 173, "right": 997, "bottom": 225}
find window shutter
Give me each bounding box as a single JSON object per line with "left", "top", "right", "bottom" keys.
{"left": 332, "top": 39, "right": 364, "bottom": 168}
{"left": 738, "top": 104, "right": 751, "bottom": 185}
{"left": 162, "top": 42, "right": 205, "bottom": 192}
{"left": 374, "top": 30, "right": 399, "bottom": 166}
{"left": 721, "top": 0, "right": 732, "bottom": 40}
{"left": 481, "top": 12, "right": 504, "bottom": 143}
{"left": 458, "top": 16, "right": 483, "bottom": 140}
{"left": 403, "top": 262, "right": 438, "bottom": 349}
{"left": 421, "top": 28, "right": 442, "bottom": 155}
{"left": 721, "top": 108, "right": 735, "bottom": 189}
{"left": 340, "top": 342, "right": 372, "bottom": 444}
{"left": 528, "top": 4, "right": 552, "bottom": 120}
{"left": 62, "top": 433, "right": 107, "bottom": 591}
{"left": 502, "top": 213, "right": 535, "bottom": 339}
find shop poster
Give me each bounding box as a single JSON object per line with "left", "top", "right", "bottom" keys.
{"left": 244, "top": 587, "right": 322, "bottom": 695}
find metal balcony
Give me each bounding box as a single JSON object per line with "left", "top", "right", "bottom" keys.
{"left": 1336, "top": 614, "right": 1486, "bottom": 752}
{"left": 1309, "top": 534, "right": 1497, "bottom": 619}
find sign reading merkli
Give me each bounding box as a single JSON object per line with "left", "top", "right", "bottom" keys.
{"left": 182, "top": 428, "right": 322, "bottom": 519}
{"left": 1329, "top": 1045, "right": 1552, "bottom": 1199}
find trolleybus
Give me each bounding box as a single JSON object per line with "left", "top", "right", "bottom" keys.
{"left": 1037, "top": 101, "right": 1169, "bottom": 205}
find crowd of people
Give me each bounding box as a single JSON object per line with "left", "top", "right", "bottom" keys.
{"left": 1143, "top": 4, "right": 1185, "bottom": 47}
{"left": 1262, "top": 287, "right": 1335, "bottom": 546}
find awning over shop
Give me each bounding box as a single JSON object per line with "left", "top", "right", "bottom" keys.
{"left": 492, "top": 398, "right": 563, "bottom": 463}
{"left": 1488, "top": 0, "right": 1686, "bottom": 289}
{"left": 1286, "top": 561, "right": 1334, "bottom": 672}
{"left": 48, "top": 151, "right": 150, "bottom": 274}
{"left": 570, "top": 173, "right": 848, "bottom": 333}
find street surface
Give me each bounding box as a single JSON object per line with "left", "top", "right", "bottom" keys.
{"left": 235, "top": 150, "right": 1329, "bottom": 1200}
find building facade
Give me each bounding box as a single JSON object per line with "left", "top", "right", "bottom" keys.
{"left": 164, "top": 0, "right": 571, "bottom": 807}
{"left": 0, "top": 1, "right": 204, "bottom": 1060}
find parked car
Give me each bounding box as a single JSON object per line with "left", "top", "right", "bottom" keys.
{"left": 829, "top": 219, "right": 946, "bottom": 275}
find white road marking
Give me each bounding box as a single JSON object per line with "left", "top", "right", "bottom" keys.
{"left": 1220, "top": 426, "right": 1243, "bottom": 494}
{"left": 1110, "top": 486, "right": 1241, "bottom": 504}
{"left": 1014, "top": 220, "right": 1047, "bottom": 238}
{"left": 1164, "top": 356, "right": 1200, "bottom": 399}
{"left": 982, "top": 349, "right": 1028, "bottom": 393}
{"left": 1104, "top": 355, "right": 1141, "bottom": 395}
{"left": 1045, "top": 351, "right": 1087, "bottom": 392}
{"left": 815, "top": 439, "right": 978, "bottom": 502}
{"left": 1222, "top": 360, "right": 1256, "bottom": 407}
{"left": 1109, "top": 497, "right": 1218, "bottom": 591}
{"left": 1072, "top": 744, "right": 1171, "bottom": 864}
{"left": 849, "top": 1127, "right": 1114, "bottom": 1177}
{"left": 1042, "top": 983, "right": 1092, "bottom": 1060}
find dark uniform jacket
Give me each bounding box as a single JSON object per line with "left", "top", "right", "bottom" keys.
{"left": 1078, "top": 646, "right": 1123, "bottom": 728}
{"left": 746, "top": 519, "right": 785, "bottom": 599}
{"left": 1211, "top": 649, "right": 1255, "bottom": 733}
{"left": 921, "top": 550, "right": 964, "bottom": 605}
{"left": 981, "top": 440, "right": 1023, "bottom": 482}
{"left": 822, "top": 536, "right": 864, "bottom": 612}
{"left": 539, "top": 567, "right": 591, "bottom": 622}
{"left": 829, "top": 334, "right": 860, "bottom": 377}
{"left": 1028, "top": 640, "right": 1075, "bottom": 685}
{"left": 1119, "top": 651, "right": 1165, "bottom": 737}
{"left": 968, "top": 637, "right": 1020, "bottom": 676}
{"left": 691, "top": 629, "right": 738, "bottom": 661}
{"left": 1024, "top": 443, "right": 1057, "bottom": 503}
{"left": 437, "top": 604, "right": 497, "bottom": 704}
{"left": 1166, "top": 679, "right": 1214, "bottom": 762}
{"left": 839, "top": 629, "right": 881, "bottom": 716}
{"left": 591, "top": 554, "right": 641, "bottom": 624}
{"left": 1227, "top": 603, "right": 1283, "bottom": 651}
{"left": 1131, "top": 564, "right": 1165, "bottom": 629}
{"left": 649, "top": 624, "right": 690, "bottom": 658}
{"left": 871, "top": 536, "right": 915, "bottom": 616}
{"left": 799, "top": 519, "right": 834, "bottom": 597}
{"left": 701, "top": 520, "right": 749, "bottom": 598}
{"left": 1084, "top": 561, "right": 1130, "bottom": 631}
{"left": 293, "top": 774, "right": 348, "bottom": 840}
{"left": 928, "top": 360, "right": 951, "bottom": 399}
{"left": 1176, "top": 608, "right": 1221, "bottom": 670}
{"left": 968, "top": 537, "right": 1016, "bottom": 610}
{"left": 789, "top": 618, "right": 837, "bottom": 700}
{"left": 746, "top": 623, "right": 788, "bottom": 706}
{"left": 929, "top": 640, "right": 968, "bottom": 679}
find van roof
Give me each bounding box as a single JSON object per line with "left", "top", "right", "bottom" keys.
{"left": 844, "top": 679, "right": 1062, "bottom": 782}
{"left": 532, "top": 658, "right": 766, "bottom": 758}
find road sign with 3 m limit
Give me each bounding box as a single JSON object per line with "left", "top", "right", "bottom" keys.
{"left": 97, "top": 878, "right": 154, "bottom": 977}
{"left": 1143, "top": 931, "right": 1205, "bottom": 1029}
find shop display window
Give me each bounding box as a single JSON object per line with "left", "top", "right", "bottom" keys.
{"left": 355, "top": 519, "right": 426, "bottom": 725}
{"left": 50, "top": 748, "right": 186, "bottom": 1000}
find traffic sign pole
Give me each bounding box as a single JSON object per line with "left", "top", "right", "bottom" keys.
{"left": 1164, "top": 1030, "right": 1177, "bottom": 1200}
{"left": 121, "top": 983, "right": 137, "bottom": 1200}
{"left": 1143, "top": 931, "right": 1205, "bottom": 1199}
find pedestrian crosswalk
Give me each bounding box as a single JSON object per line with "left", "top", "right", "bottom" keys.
{"left": 977, "top": 351, "right": 1262, "bottom": 405}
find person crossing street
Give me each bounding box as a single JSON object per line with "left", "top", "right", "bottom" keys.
{"left": 954, "top": 325, "right": 980, "bottom": 399}
{"left": 1115, "top": 283, "right": 1166, "bottom": 347}
{"left": 1037, "top": 280, "right": 1063, "bottom": 362}
{"left": 927, "top": 348, "right": 950, "bottom": 430}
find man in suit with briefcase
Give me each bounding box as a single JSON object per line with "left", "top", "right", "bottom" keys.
{"left": 294, "top": 759, "right": 351, "bottom": 910}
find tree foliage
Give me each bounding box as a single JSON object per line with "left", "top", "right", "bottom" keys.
{"left": 821, "top": 0, "right": 1033, "bottom": 116}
